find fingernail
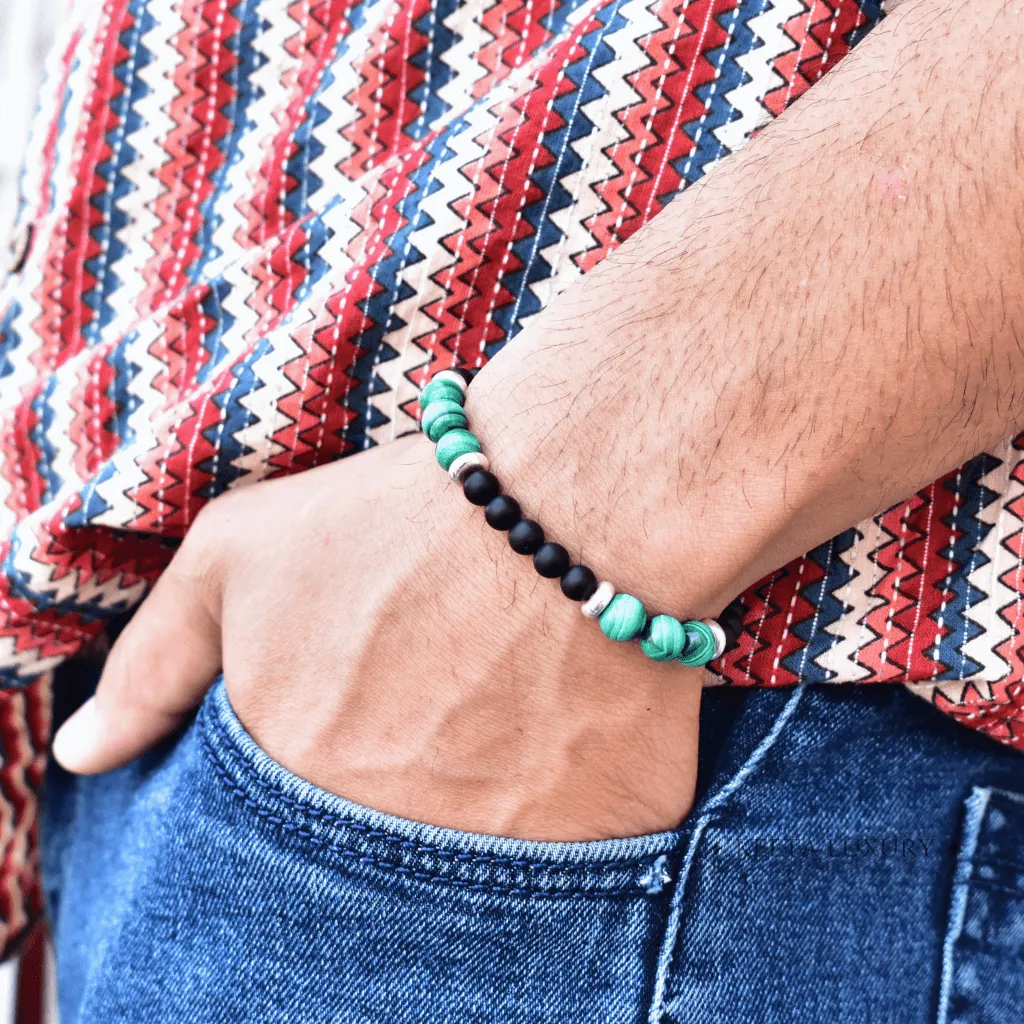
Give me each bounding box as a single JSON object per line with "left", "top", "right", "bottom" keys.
{"left": 52, "top": 698, "right": 101, "bottom": 773}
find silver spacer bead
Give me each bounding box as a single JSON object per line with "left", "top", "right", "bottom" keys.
{"left": 702, "top": 618, "right": 727, "bottom": 661}
{"left": 432, "top": 369, "right": 469, "bottom": 396}
{"left": 582, "top": 581, "right": 616, "bottom": 619}
{"left": 448, "top": 451, "right": 489, "bottom": 483}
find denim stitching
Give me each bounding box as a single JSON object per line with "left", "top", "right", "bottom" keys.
{"left": 201, "top": 702, "right": 662, "bottom": 873}
{"left": 937, "top": 786, "right": 992, "bottom": 1024}
{"left": 201, "top": 731, "right": 645, "bottom": 898}
{"left": 199, "top": 711, "right": 661, "bottom": 895}
{"left": 647, "top": 683, "right": 809, "bottom": 1024}
{"left": 990, "top": 788, "right": 1024, "bottom": 807}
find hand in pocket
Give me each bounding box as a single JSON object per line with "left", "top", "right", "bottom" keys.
{"left": 52, "top": 434, "right": 702, "bottom": 841}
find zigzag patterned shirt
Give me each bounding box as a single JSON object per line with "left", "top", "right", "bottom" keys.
{"left": 0, "top": 0, "right": 1019, "bottom": 954}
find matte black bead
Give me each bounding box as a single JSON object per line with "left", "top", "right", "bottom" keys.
{"left": 534, "top": 542, "right": 570, "bottom": 579}
{"left": 508, "top": 519, "right": 544, "bottom": 555}
{"left": 484, "top": 494, "right": 521, "bottom": 530}
{"left": 718, "top": 598, "right": 746, "bottom": 649}
{"left": 453, "top": 367, "right": 476, "bottom": 385}
{"left": 559, "top": 565, "right": 598, "bottom": 602}
{"left": 463, "top": 469, "right": 500, "bottom": 506}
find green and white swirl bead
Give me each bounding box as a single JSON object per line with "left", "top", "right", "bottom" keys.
{"left": 429, "top": 369, "right": 470, "bottom": 397}
{"left": 435, "top": 428, "right": 482, "bottom": 472}
{"left": 677, "top": 620, "right": 719, "bottom": 666}
{"left": 420, "top": 376, "right": 466, "bottom": 409}
{"left": 421, "top": 398, "right": 468, "bottom": 441}
{"left": 599, "top": 593, "right": 647, "bottom": 642}
{"left": 640, "top": 614, "right": 688, "bottom": 662}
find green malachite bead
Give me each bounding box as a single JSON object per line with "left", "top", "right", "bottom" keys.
{"left": 435, "top": 429, "right": 482, "bottom": 471}
{"left": 678, "top": 620, "right": 718, "bottom": 666}
{"left": 599, "top": 593, "right": 647, "bottom": 642}
{"left": 422, "top": 398, "right": 468, "bottom": 441}
{"left": 640, "top": 614, "right": 687, "bottom": 662}
{"left": 420, "top": 378, "right": 465, "bottom": 410}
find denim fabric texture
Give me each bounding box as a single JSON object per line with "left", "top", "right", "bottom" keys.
{"left": 43, "top": 672, "right": 1024, "bottom": 1023}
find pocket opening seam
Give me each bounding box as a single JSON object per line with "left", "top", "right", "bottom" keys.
{"left": 199, "top": 711, "right": 665, "bottom": 896}
{"left": 200, "top": 711, "right": 662, "bottom": 872}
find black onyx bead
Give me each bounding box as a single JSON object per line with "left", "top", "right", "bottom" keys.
{"left": 463, "top": 469, "right": 500, "bottom": 506}
{"left": 718, "top": 598, "right": 746, "bottom": 649}
{"left": 534, "top": 542, "right": 570, "bottom": 579}
{"left": 453, "top": 367, "right": 476, "bottom": 385}
{"left": 508, "top": 519, "right": 544, "bottom": 555}
{"left": 484, "top": 494, "right": 521, "bottom": 530}
{"left": 559, "top": 565, "right": 598, "bottom": 602}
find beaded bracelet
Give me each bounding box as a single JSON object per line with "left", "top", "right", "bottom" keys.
{"left": 419, "top": 368, "right": 743, "bottom": 667}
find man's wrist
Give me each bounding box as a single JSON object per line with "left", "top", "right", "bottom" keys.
{"left": 465, "top": 319, "right": 747, "bottom": 622}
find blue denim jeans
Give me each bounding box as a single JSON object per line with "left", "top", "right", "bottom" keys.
{"left": 43, "top": 671, "right": 1024, "bottom": 1023}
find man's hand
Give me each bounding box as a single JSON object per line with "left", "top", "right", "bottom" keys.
{"left": 51, "top": 0, "right": 1024, "bottom": 838}
{"left": 52, "top": 435, "right": 703, "bottom": 842}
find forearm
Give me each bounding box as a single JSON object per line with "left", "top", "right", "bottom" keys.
{"left": 471, "top": 0, "right": 1024, "bottom": 617}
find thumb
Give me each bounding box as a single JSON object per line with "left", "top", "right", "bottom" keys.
{"left": 52, "top": 526, "right": 224, "bottom": 774}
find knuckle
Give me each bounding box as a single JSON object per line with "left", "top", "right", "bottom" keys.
{"left": 173, "top": 545, "right": 226, "bottom": 612}
{"left": 187, "top": 489, "right": 240, "bottom": 548}
{"left": 174, "top": 494, "right": 244, "bottom": 607}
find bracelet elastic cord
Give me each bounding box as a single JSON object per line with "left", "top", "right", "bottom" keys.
{"left": 420, "top": 369, "right": 742, "bottom": 667}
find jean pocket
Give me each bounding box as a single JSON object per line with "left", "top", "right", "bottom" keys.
{"left": 199, "top": 678, "right": 679, "bottom": 896}
{"left": 190, "top": 679, "right": 681, "bottom": 1023}
{"left": 938, "top": 787, "right": 1024, "bottom": 1024}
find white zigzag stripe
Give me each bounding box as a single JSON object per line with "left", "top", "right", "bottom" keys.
{"left": 1, "top": 6, "right": 104, "bottom": 400}
{"left": 0, "top": 14, "right": 98, "bottom": 530}
{"left": 304, "top": 0, "right": 398, "bottom": 205}
{"left": 103, "top": 0, "right": 184, "bottom": 338}
{"left": 961, "top": 444, "right": 1020, "bottom": 686}
{"left": 205, "top": 0, "right": 298, "bottom": 274}
{"left": 821, "top": 519, "right": 884, "bottom": 683}
{"left": 42, "top": 363, "right": 80, "bottom": 500}
{"left": 86, "top": 316, "right": 175, "bottom": 526}
{"left": 368, "top": 100, "right": 501, "bottom": 445}
{"left": 225, "top": 197, "right": 359, "bottom": 482}
{"left": 8, "top": 510, "right": 148, "bottom": 611}
{"left": 224, "top": 318, "right": 302, "bottom": 480}
{"left": 214, "top": 239, "right": 264, "bottom": 365}
{"left": 713, "top": 0, "right": 801, "bottom": 155}
{"left": 436, "top": 0, "right": 495, "bottom": 115}
{"left": 533, "top": 0, "right": 662, "bottom": 314}
{"left": 0, "top": 636, "right": 65, "bottom": 678}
